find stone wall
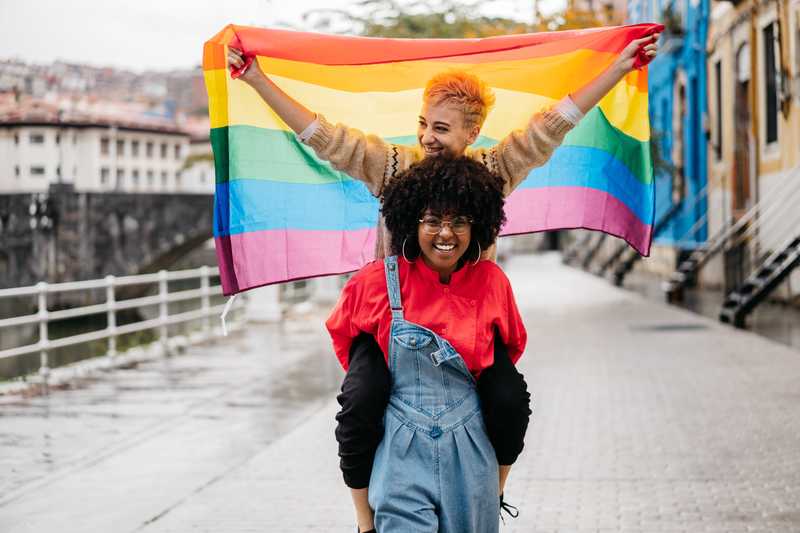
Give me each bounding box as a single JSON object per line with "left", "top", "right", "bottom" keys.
{"left": 0, "top": 184, "right": 213, "bottom": 290}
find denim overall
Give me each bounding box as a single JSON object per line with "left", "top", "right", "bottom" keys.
{"left": 369, "top": 256, "right": 499, "bottom": 532}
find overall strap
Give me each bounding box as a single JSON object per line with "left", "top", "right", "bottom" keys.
{"left": 429, "top": 343, "right": 463, "bottom": 367}
{"left": 383, "top": 256, "right": 404, "bottom": 321}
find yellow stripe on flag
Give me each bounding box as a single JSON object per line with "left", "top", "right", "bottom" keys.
{"left": 254, "top": 48, "right": 643, "bottom": 97}
{"left": 210, "top": 69, "right": 648, "bottom": 141}
{"left": 598, "top": 79, "right": 650, "bottom": 141}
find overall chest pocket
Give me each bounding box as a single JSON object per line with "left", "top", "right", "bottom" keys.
{"left": 393, "top": 331, "right": 434, "bottom": 351}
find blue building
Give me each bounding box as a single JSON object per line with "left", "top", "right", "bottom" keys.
{"left": 627, "top": 0, "right": 710, "bottom": 250}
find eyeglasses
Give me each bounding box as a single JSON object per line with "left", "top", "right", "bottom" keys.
{"left": 418, "top": 216, "right": 472, "bottom": 235}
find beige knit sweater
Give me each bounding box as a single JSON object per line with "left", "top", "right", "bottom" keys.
{"left": 304, "top": 107, "right": 576, "bottom": 258}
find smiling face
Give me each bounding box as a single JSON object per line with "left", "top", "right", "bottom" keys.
{"left": 417, "top": 101, "right": 480, "bottom": 159}
{"left": 417, "top": 210, "right": 473, "bottom": 282}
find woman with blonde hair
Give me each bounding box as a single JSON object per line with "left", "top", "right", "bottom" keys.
{"left": 228, "top": 34, "right": 658, "bottom": 531}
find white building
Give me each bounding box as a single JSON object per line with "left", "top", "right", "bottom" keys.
{"left": 0, "top": 106, "right": 212, "bottom": 195}
{"left": 179, "top": 132, "right": 215, "bottom": 194}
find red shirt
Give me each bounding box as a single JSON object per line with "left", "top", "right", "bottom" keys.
{"left": 326, "top": 257, "right": 527, "bottom": 376}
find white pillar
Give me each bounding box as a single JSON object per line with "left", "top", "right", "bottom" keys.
{"left": 246, "top": 285, "right": 282, "bottom": 322}
{"left": 311, "top": 275, "right": 343, "bottom": 304}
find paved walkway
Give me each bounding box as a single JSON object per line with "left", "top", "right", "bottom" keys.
{"left": 2, "top": 253, "right": 800, "bottom": 532}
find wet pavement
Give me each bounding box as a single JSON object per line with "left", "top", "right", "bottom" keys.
{"left": 623, "top": 270, "right": 800, "bottom": 349}
{"left": 0, "top": 317, "right": 343, "bottom": 531}
{"left": 2, "top": 252, "right": 800, "bottom": 532}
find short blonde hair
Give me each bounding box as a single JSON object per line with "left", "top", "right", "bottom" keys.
{"left": 423, "top": 70, "right": 496, "bottom": 130}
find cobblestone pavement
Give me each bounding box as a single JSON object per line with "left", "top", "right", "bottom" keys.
{"left": 1, "top": 252, "right": 799, "bottom": 532}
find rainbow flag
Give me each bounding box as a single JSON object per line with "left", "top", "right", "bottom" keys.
{"left": 204, "top": 23, "right": 662, "bottom": 296}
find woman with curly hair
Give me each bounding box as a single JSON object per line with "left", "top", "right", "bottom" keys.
{"left": 327, "top": 156, "right": 528, "bottom": 532}
{"left": 228, "top": 38, "right": 660, "bottom": 532}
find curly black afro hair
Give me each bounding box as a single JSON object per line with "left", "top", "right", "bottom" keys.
{"left": 381, "top": 156, "right": 506, "bottom": 264}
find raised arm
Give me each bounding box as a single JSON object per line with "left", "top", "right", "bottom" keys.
{"left": 571, "top": 33, "right": 660, "bottom": 114}
{"left": 227, "top": 47, "right": 316, "bottom": 134}
{"left": 227, "top": 47, "right": 394, "bottom": 195}
{"left": 486, "top": 33, "right": 660, "bottom": 194}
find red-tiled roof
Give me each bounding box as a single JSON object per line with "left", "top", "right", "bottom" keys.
{"left": 0, "top": 96, "right": 190, "bottom": 135}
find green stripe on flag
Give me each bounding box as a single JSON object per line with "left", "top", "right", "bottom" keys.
{"left": 210, "top": 106, "right": 652, "bottom": 186}
{"left": 563, "top": 107, "right": 653, "bottom": 185}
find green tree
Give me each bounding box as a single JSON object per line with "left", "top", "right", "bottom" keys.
{"left": 534, "top": 8, "right": 604, "bottom": 32}
{"left": 303, "top": 0, "right": 606, "bottom": 38}
{"left": 304, "top": 0, "right": 530, "bottom": 38}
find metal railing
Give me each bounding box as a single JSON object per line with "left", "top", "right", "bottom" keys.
{"left": 706, "top": 166, "right": 800, "bottom": 295}
{"left": 727, "top": 171, "right": 800, "bottom": 263}
{"left": 0, "top": 266, "right": 242, "bottom": 383}
{"left": 666, "top": 183, "right": 710, "bottom": 248}
{"left": 678, "top": 167, "right": 800, "bottom": 278}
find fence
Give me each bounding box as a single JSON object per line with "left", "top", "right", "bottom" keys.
{"left": 0, "top": 266, "right": 244, "bottom": 385}
{"left": 723, "top": 166, "right": 800, "bottom": 293}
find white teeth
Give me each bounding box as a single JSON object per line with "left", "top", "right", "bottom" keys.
{"left": 434, "top": 243, "right": 455, "bottom": 251}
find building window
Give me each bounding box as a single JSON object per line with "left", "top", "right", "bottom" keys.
{"left": 132, "top": 140, "right": 140, "bottom": 157}
{"left": 714, "top": 60, "right": 722, "bottom": 161}
{"left": 101, "top": 167, "right": 110, "bottom": 185}
{"left": 14, "top": 165, "right": 20, "bottom": 178}
{"left": 116, "top": 168, "right": 125, "bottom": 189}
{"left": 116, "top": 139, "right": 125, "bottom": 157}
{"left": 795, "top": 16, "right": 800, "bottom": 102}
{"left": 672, "top": 79, "right": 687, "bottom": 204}
{"left": 146, "top": 141, "right": 154, "bottom": 158}
{"left": 175, "top": 171, "right": 182, "bottom": 189}
{"left": 29, "top": 133, "right": 44, "bottom": 144}
{"left": 13, "top": 133, "right": 19, "bottom": 145}
{"left": 160, "top": 143, "right": 168, "bottom": 159}
{"left": 72, "top": 133, "right": 77, "bottom": 145}
{"left": 733, "top": 43, "right": 752, "bottom": 211}
{"left": 30, "top": 166, "right": 46, "bottom": 176}
{"left": 763, "top": 22, "right": 779, "bottom": 144}
{"left": 56, "top": 166, "right": 61, "bottom": 178}
{"left": 132, "top": 169, "right": 140, "bottom": 186}
{"left": 796, "top": 15, "right": 800, "bottom": 73}
{"left": 174, "top": 144, "right": 181, "bottom": 159}
{"left": 55, "top": 134, "right": 61, "bottom": 145}
{"left": 101, "top": 137, "right": 110, "bottom": 155}
{"left": 147, "top": 169, "right": 154, "bottom": 186}
{"left": 161, "top": 170, "right": 168, "bottom": 187}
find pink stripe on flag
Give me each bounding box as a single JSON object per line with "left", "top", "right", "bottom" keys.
{"left": 216, "top": 227, "right": 377, "bottom": 296}
{"left": 501, "top": 187, "right": 652, "bottom": 255}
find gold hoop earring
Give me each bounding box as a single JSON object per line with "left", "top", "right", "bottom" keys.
{"left": 472, "top": 242, "right": 481, "bottom": 266}
{"left": 402, "top": 237, "right": 415, "bottom": 263}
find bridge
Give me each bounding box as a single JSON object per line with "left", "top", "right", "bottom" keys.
{"left": 1, "top": 253, "right": 799, "bottom": 532}
{"left": 0, "top": 184, "right": 213, "bottom": 294}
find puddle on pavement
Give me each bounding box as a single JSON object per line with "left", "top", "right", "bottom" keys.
{"left": 629, "top": 323, "right": 710, "bottom": 332}
{"left": 0, "top": 322, "right": 345, "bottom": 498}
{"left": 262, "top": 349, "right": 341, "bottom": 398}
{"left": 209, "top": 346, "right": 344, "bottom": 446}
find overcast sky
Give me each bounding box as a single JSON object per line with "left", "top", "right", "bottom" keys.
{"left": 0, "top": 0, "right": 565, "bottom": 72}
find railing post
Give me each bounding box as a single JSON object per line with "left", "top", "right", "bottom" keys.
{"left": 37, "top": 281, "right": 50, "bottom": 383}
{"left": 200, "top": 266, "right": 211, "bottom": 340}
{"left": 158, "top": 270, "right": 170, "bottom": 356}
{"left": 105, "top": 275, "right": 116, "bottom": 362}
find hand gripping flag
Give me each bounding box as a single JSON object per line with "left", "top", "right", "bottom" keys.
{"left": 204, "top": 23, "right": 663, "bottom": 296}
